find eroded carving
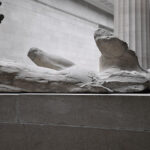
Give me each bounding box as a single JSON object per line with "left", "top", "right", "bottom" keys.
{"left": 0, "top": 29, "right": 150, "bottom": 93}
{"left": 94, "top": 29, "right": 146, "bottom": 73}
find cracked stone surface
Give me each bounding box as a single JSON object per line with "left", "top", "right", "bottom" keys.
{"left": 0, "top": 29, "right": 150, "bottom": 93}
{"left": 0, "top": 60, "right": 150, "bottom": 93}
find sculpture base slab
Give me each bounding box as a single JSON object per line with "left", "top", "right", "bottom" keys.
{"left": 0, "top": 94, "right": 150, "bottom": 150}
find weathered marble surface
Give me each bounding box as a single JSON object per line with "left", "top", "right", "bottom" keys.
{"left": 0, "top": 60, "right": 149, "bottom": 93}
{"left": 94, "top": 29, "right": 146, "bottom": 72}
{"left": 28, "top": 48, "right": 75, "bottom": 71}
{"left": 0, "top": 29, "right": 150, "bottom": 93}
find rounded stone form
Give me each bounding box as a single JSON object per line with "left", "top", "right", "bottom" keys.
{"left": 94, "top": 29, "right": 146, "bottom": 72}
{"left": 96, "top": 37, "right": 127, "bottom": 58}
{"left": 28, "top": 48, "right": 74, "bottom": 71}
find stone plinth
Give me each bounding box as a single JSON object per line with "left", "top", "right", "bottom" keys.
{"left": 0, "top": 94, "right": 150, "bottom": 150}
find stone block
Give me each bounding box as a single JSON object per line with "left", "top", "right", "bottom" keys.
{"left": 0, "top": 95, "right": 17, "bottom": 123}
{"left": 0, "top": 123, "right": 150, "bottom": 150}
{"left": 16, "top": 94, "right": 150, "bottom": 130}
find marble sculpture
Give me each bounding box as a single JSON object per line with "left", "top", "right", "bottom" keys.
{"left": 0, "top": 29, "right": 150, "bottom": 93}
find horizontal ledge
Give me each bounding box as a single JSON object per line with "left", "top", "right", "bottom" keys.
{"left": 0, "top": 93, "right": 150, "bottom": 96}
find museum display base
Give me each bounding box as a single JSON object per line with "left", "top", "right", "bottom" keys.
{"left": 0, "top": 94, "right": 150, "bottom": 150}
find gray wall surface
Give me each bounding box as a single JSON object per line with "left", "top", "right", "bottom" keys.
{"left": 0, "top": 0, "right": 113, "bottom": 71}
{"left": 0, "top": 94, "right": 150, "bottom": 150}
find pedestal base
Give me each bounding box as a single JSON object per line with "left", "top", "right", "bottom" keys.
{"left": 0, "top": 94, "right": 150, "bottom": 150}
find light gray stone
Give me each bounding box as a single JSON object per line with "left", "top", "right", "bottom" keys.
{"left": 0, "top": 59, "right": 150, "bottom": 93}
{"left": 28, "top": 48, "right": 75, "bottom": 71}
{"left": 0, "top": 29, "right": 150, "bottom": 93}
{"left": 0, "top": 60, "right": 111, "bottom": 93}
{"left": 0, "top": 84, "right": 24, "bottom": 92}
{"left": 94, "top": 29, "right": 146, "bottom": 73}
